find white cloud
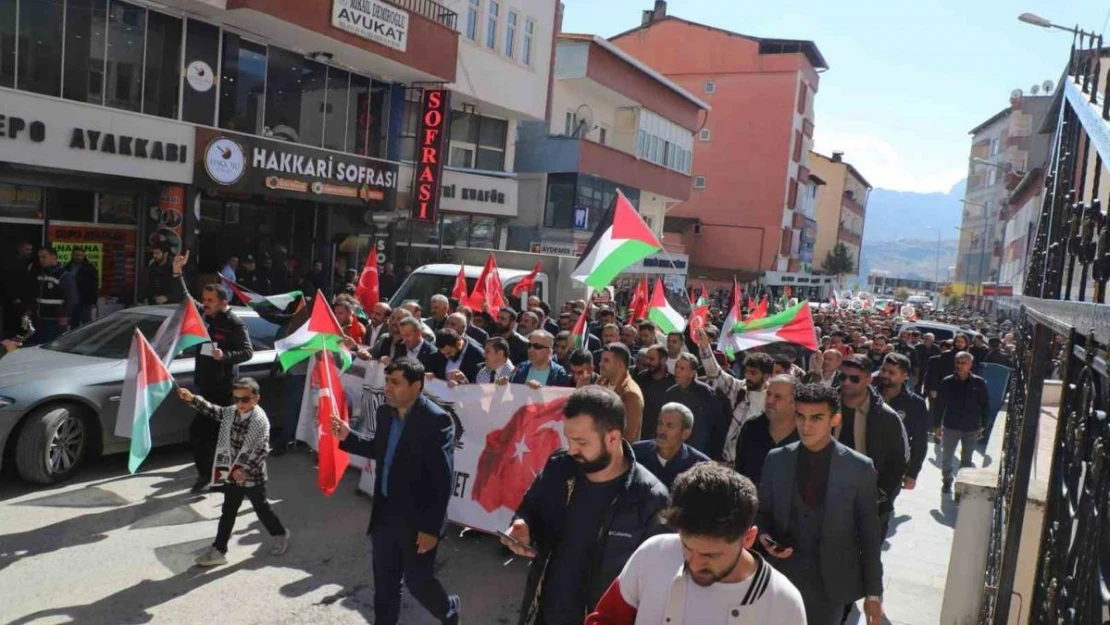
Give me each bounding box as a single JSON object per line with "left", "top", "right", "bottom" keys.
{"left": 812, "top": 130, "right": 966, "bottom": 194}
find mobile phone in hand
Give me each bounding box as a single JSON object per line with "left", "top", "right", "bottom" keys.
{"left": 496, "top": 529, "right": 537, "bottom": 556}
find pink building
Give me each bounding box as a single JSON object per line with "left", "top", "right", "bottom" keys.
{"left": 610, "top": 1, "right": 827, "bottom": 285}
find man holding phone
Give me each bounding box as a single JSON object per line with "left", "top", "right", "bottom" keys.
{"left": 757, "top": 383, "right": 884, "bottom": 625}
{"left": 172, "top": 251, "right": 254, "bottom": 493}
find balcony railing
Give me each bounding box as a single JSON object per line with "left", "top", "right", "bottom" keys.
{"left": 384, "top": 0, "right": 458, "bottom": 29}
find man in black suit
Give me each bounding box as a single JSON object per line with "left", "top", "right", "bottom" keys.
{"left": 389, "top": 317, "right": 436, "bottom": 365}
{"left": 494, "top": 307, "right": 530, "bottom": 366}
{"left": 758, "top": 383, "right": 884, "bottom": 625}
{"left": 332, "top": 359, "right": 459, "bottom": 625}
{"left": 426, "top": 328, "right": 483, "bottom": 383}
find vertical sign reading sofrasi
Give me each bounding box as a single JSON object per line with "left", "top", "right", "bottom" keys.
{"left": 413, "top": 89, "right": 450, "bottom": 222}
{"left": 332, "top": 0, "right": 409, "bottom": 52}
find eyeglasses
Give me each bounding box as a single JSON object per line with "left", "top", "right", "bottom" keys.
{"left": 232, "top": 395, "right": 256, "bottom": 404}
{"left": 843, "top": 374, "right": 863, "bottom": 384}
{"left": 529, "top": 343, "right": 551, "bottom": 350}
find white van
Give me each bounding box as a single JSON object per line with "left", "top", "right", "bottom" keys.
{"left": 388, "top": 264, "right": 549, "bottom": 311}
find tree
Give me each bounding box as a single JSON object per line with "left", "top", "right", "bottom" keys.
{"left": 821, "top": 242, "right": 856, "bottom": 285}
{"left": 894, "top": 287, "right": 911, "bottom": 301}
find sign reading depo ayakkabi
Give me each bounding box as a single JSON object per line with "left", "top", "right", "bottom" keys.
{"left": 332, "top": 0, "right": 409, "bottom": 52}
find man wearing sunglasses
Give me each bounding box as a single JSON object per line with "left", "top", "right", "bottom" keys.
{"left": 508, "top": 330, "right": 572, "bottom": 388}
{"left": 837, "top": 354, "right": 909, "bottom": 541}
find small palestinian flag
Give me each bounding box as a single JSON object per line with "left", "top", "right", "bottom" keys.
{"left": 150, "top": 296, "right": 210, "bottom": 366}
{"left": 219, "top": 274, "right": 302, "bottom": 313}
{"left": 572, "top": 189, "right": 662, "bottom": 290}
{"left": 275, "top": 290, "right": 352, "bottom": 372}
{"left": 569, "top": 306, "right": 590, "bottom": 351}
{"left": 117, "top": 329, "right": 175, "bottom": 474}
{"left": 718, "top": 282, "right": 744, "bottom": 360}
{"left": 647, "top": 278, "right": 685, "bottom": 334}
{"left": 728, "top": 300, "right": 819, "bottom": 352}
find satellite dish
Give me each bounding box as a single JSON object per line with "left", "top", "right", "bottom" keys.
{"left": 1043, "top": 80, "right": 1054, "bottom": 93}
{"left": 573, "top": 104, "right": 596, "bottom": 139}
{"left": 1010, "top": 88, "right": 1023, "bottom": 100}
{"left": 1030, "top": 84, "right": 1041, "bottom": 95}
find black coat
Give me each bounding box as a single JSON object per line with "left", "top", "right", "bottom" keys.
{"left": 66, "top": 261, "right": 99, "bottom": 308}
{"left": 933, "top": 373, "right": 990, "bottom": 432}
{"left": 466, "top": 324, "right": 489, "bottom": 345}
{"left": 847, "top": 388, "right": 910, "bottom": 515}
{"left": 144, "top": 259, "right": 176, "bottom": 303}
{"left": 505, "top": 331, "right": 529, "bottom": 367}
{"left": 172, "top": 276, "right": 253, "bottom": 399}
{"left": 424, "top": 341, "right": 484, "bottom": 382}
{"left": 663, "top": 380, "right": 725, "bottom": 458}
{"left": 338, "top": 395, "right": 455, "bottom": 537}
{"left": 633, "top": 370, "right": 676, "bottom": 442}
{"left": 924, "top": 351, "right": 956, "bottom": 394}
{"left": 877, "top": 384, "right": 929, "bottom": 480}
{"left": 513, "top": 442, "right": 669, "bottom": 625}
{"left": 240, "top": 270, "right": 272, "bottom": 296}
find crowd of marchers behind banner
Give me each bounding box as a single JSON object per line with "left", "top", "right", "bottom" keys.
{"left": 1, "top": 240, "right": 1017, "bottom": 625}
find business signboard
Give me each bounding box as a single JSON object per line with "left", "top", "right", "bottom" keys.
{"left": 332, "top": 0, "right": 409, "bottom": 52}
{"left": 412, "top": 89, "right": 450, "bottom": 222}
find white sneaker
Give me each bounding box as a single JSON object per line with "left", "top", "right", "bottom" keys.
{"left": 271, "top": 530, "right": 290, "bottom": 556}
{"left": 195, "top": 548, "right": 228, "bottom": 567}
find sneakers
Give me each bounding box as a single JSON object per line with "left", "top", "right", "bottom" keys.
{"left": 196, "top": 548, "right": 228, "bottom": 567}
{"left": 271, "top": 530, "right": 291, "bottom": 556}
{"left": 443, "top": 595, "right": 461, "bottom": 625}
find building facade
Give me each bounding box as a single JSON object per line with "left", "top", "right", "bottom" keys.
{"left": 808, "top": 151, "right": 870, "bottom": 276}
{"left": 512, "top": 32, "right": 708, "bottom": 270}
{"left": 608, "top": 1, "right": 826, "bottom": 286}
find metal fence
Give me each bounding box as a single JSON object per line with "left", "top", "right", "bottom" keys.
{"left": 384, "top": 0, "right": 459, "bottom": 29}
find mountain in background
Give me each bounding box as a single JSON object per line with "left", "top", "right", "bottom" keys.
{"left": 858, "top": 239, "right": 960, "bottom": 285}
{"left": 863, "top": 179, "right": 967, "bottom": 242}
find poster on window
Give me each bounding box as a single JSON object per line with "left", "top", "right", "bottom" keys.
{"left": 48, "top": 225, "right": 138, "bottom": 300}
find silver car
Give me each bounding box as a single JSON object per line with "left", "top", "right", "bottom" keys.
{"left": 0, "top": 305, "right": 283, "bottom": 484}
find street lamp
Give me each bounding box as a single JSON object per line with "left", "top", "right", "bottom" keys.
{"left": 1017, "top": 12, "right": 1079, "bottom": 33}
{"left": 924, "top": 225, "right": 942, "bottom": 289}
{"left": 970, "top": 157, "right": 1007, "bottom": 170}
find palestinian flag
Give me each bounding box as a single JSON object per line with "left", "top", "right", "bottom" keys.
{"left": 696, "top": 284, "right": 710, "bottom": 307}
{"left": 150, "top": 296, "right": 210, "bottom": 366}
{"left": 117, "top": 329, "right": 175, "bottom": 474}
{"left": 219, "top": 274, "right": 302, "bottom": 313}
{"left": 728, "top": 301, "right": 819, "bottom": 352}
{"left": 569, "top": 305, "right": 589, "bottom": 351}
{"left": 647, "top": 278, "right": 685, "bottom": 334}
{"left": 572, "top": 189, "right": 662, "bottom": 290}
{"left": 314, "top": 350, "right": 350, "bottom": 496}
{"left": 718, "top": 282, "right": 744, "bottom": 359}
{"left": 275, "top": 290, "right": 352, "bottom": 372}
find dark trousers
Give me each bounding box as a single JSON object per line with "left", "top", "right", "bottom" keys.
{"left": 27, "top": 317, "right": 65, "bottom": 345}
{"left": 880, "top": 509, "right": 893, "bottom": 541}
{"left": 273, "top": 373, "right": 306, "bottom": 447}
{"left": 190, "top": 415, "right": 219, "bottom": 482}
{"left": 213, "top": 484, "right": 286, "bottom": 552}
{"left": 371, "top": 501, "right": 458, "bottom": 625}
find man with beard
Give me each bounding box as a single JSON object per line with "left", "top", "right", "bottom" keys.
{"left": 142, "top": 244, "right": 176, "bottom": 305}
{"left": 805, "top": 348, "right": 844, "bottom": 388}
{"left": 631, "top": 403, "right": 710, "bottom": 489}
{"left": 696, "top": 330, "right": 772, "bottom": 464}
{"left": 554, "top": 331, "right": 571, "bottom": 367}
{"left": 587, "top": 464, "right": 805, "bottom": 624}
{"left": 428, "top": 329, "right": 484, "bottom": 383}
{"left": 734, "top": 374, "right": 800, "bottom": 487}
{"left": 518, "top": 310, "right": 540, "bottom": 336}
{"left": 365, "top": 303, "right": 391, "bottom": 349}
{"left": 634, "top": 345, "right": 675, "bottom": 442}
{"left": 637, "top": 321, "right": 661, "bottom": 351}
{"left": 664, "top": 332, "right": 686, "bottom": 374}
{"left": 598, "top": 343, "right": 644, "bottom": 440}
{"left": 1, "top": 241, "right": 35, "bottom": 336}
{"left": 593, "top": 323, "right": 621, "bottom": 368}
{"left": 493, "top": 307, "right": 530, "bottom": 366}
{"left": 876, "top": 353, "right": 928, "bottom": 500}
{"left": 663, "top": 353, "right": 724, "bottom": 457}
{"left": 425, "top": 294, "right": 450, "bottom": 333}
{"left": 567, "top": 348, "right": 599, "bottom": 387}
{"left": 501, "top": 386, "right": 668, "bottom": 625}
{"left": 620, "top": 325, "right": 638, "bottom": 351}
{"left": 914, "top": 333, "right": 941, "bottom": 393}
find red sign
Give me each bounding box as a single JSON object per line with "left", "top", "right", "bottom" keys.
{"left": 413, "top": 89, "right": 450, "bottom": 222}
{"left": 981, "top": 283, "right": 1014, "bottom": 296}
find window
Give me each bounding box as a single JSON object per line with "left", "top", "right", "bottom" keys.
{"left": 264, "top": 47, "right": 327, "bottom": 147}
{"left": 523, "top": 19, "right": 535, "bottom": 66}
{"left": 449, "top": 110, "right": 508, "bottom": 171}
{"left": 63, "top": 0, "right": 107, "bottom": 105}
{"left": 797, "top": 82, "right": 808, "bottom": 115}
{"left": 699, "top": 128, "right": 711, "bottom": 141}
{"left": 0, "top": 0, "right": 14, "bottom": 88}
{"left": 704, "top": 80, "right": 715, "bottom": 94}
{"left": 987, "top": 168, "right": 998, "bottom": 187}
{"left": 792, "top": 130, "right": 803, "bottom": 162}
{"left": 565, "top": 110, "right": 576, "bottom": 136}
{"left": 323, "top": 67, "right": 351, "bottom": 152}
{"left": 486, "top": 0, "right": 499, "bottom": 50}
{"left": 598, "top": 126, "right": 608, "bottom": 145}
{"left": 505, "top": 11, "right": 518, "bottom": 58}
{"left": 143, "top": 10, "right": 183, "bottom": 119}
{"left": 18, "top": 0, "right": 65, "bottom": 96}
{"left": 466, "top": 0, "right": 480, "bottom": 41}
{"left": 219, "top": 34, "right": 268, "bottom": 135}
{"left": 694, "top": 176, "right": 706, "bottom": 189}
{"left": 544, "top": 174, "right": 640, "bottom": 230}
{"left": 991, "top": 138, "right": 1001, "bottom": 155}
{"left": 636, "top": 110, "right": 693, "bottom": 174}
{"left": 104, "top": 0, "right": 146, "bottom": 112}
{"left": 398, "top": 88, "right": 421, "bottom": 162}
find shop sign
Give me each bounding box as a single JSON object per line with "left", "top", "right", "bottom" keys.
{"left": 332, "top": 0, "right": 409, "bottom": 52}
{"left": 762, "top": 271, "right": 834, "bottom": 286}
{"left": 440, "top": 169, "right": 518, "bottom": 217}
{"left": 194, "top": 128, "right": 399, "bottom": 208}
{"left": 529, "top": 241, "right": 583, "bottom": 256}
{"left": 0, "top": 88, "right": 195, "bottom": 183}
{"left": 412, "top": 89, "right": 450, "bottom": 222}
{"left": 626, "top": 251, "right": 689, "bottom": 276}
{"left": 48, "top": 224, "right": 137, "bottom": 298}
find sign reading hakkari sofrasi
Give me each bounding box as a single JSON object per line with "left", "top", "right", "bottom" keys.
{"left": 332, "top": 0, "right": 409, "bottom": 52}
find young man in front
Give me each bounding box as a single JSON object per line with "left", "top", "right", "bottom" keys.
{"left": 586, "top": 463, "right": 806, "bottom": 624}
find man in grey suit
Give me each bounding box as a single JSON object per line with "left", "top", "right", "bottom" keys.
{"left": 756, "top": 383, "right": 885, "bottom": 625}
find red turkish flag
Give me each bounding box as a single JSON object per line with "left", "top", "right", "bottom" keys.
{"left": 355, "top": 251, "right": 379, "bottom": 312}
{"left": 688, "top": 305, "right": 709, "bottom": 342}
{"left": 628, "top": 275, "right": 649, "bottom": 322}
{"left": 472, "top": 397, "right": 569, "bottom": 513}
{"left": 314, "top": 354, "right": 350, "bottom": 496}
{"left": 511, "top": 262, "right": 543, "bottom": 298}
{"left": 451, "top": 265, "right": 468, "bottom": 302}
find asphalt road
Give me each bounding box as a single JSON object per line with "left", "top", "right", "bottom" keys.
{"left": 0, "top": 445, "right": 528, "bottom": 625}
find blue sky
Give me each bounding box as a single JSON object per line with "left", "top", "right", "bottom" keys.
{"left": 561, "top": 0, "right": 1107, "bottom": 193}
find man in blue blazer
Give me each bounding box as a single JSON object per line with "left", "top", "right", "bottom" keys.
{"left": 332, "top": 358, "right": 460, "bottom": 625}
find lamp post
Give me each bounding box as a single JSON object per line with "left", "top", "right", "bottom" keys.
{"left": 924, "top": 225, "right": 942, "bottom": 291}
{"left": 1017, "top": 12, "right": 1080, "bottom": 34}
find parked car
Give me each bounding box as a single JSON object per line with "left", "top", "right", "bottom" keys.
{"left": 0, "top": 306, "right": 282, "bottom": 484}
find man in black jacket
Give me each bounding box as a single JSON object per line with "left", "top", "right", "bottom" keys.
{"left": 172, "top": 252, "right": 254, "bottom": 493}
{"left": 876, "top": 353, "right": 928, "bottom": 533}
{"left": 426, "top": 328, "right": 483, "bottom": 383}
{"left": 914, "top": 333, "right": 941, "bottom": 393}
{"left": 663, "top": 353, "right": 725, "bottom": 458}
{"left": 65, "top": 248, "right": 98, "bottom": 328}
{"left": 633, "top": 345, "right": 675, "bottom": 442}
{"left": 332, "top": 359, "right": 460, "bottom": 625}
{"left": 501, "top": 386, "right": 668, "bottom": 625}
{"left": 28, "top": 247, "right": 78, "bottom": 345}
{"left": 143, "top": 245, "right": 177, "bottom": 305}
{"left": 933, "top": 351, "right": 990, "bottom": 494}
{"left": 838, "top": 354, "right": 909, "bottom": 538}
{"left": 494, "top": 308, "right": 531, "bottom": 366}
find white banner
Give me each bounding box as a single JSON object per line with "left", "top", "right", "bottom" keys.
{"left": 299, "top": 361, "right": 575, "bottom": 533}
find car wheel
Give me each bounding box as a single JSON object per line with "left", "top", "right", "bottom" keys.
{"left": 15, "top": 403, "right": 91, "bottom": 484}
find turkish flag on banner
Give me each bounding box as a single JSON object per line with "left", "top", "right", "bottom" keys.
{"left": 451, "top": 265, "right": 468, "bottom": 303}
{"left": 472, "top": 397, "right": 570, "bottom": 513}
{"left": 355, "top": 251, "right": 380, "bottom": 313}
{"left": 688, "top": 305, "right": 709, "bottom": 342}
{"left": 314, "top": 353, "right": 350, "bottom": 496}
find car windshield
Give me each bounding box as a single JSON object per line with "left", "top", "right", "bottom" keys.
{"left": 389, "top": 273, "right": 524, "bottom": 309}
{"left": 41, "top": 312, "right": 167, "bottom": 359}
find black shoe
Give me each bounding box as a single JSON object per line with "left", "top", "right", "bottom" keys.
{"left": 190, "top": 478, "right": 210, "bottom": 494}
{"left": 941, "top": 480, "right": 953, "bottom": 494}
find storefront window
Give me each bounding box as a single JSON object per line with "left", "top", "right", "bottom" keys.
{"left": 0, "top": 184, "right": 43, "bottom": 219}
{"left": 143, "top": 10, "right": 182, "bottom": 119}
{"left": 543, "top": 173, "right": 577, "bottom": 229}
{"left": 448, "top": 111, "right": 508, "bottom": 171}
{"left": 471, "top": 217, "right": 498, "bottom": 249}
{"left": 63, "top": 0, "right": 107, "bottom": 105}
{"left": 219, "top": 33, "right": 268, "bottom": 135}
{"left": 398, "top": 89, "right": 421, "bottom": 162}
{"left": 347, "top": 73, "right": 372, "bottom": 155}
{"left": 323, "top": 67, "right": 351, "bottom": 152}
{"left": 17, "top": 0, "right": 64, "bottom": 96}
{"left": 182, "top": 18, "right": 219, "bottom": 125}
{"left": 45, "top": 189, "right": 96, "bottom": 223}
{"left": 477, "top": 117, "right": 507, "bottom": 170}
{"left": 543, "top": 174, "right": 640, "bottom": 230}
{"left": 98, "top": 193, "right": 137, "bottom": 225}
{"left": 409, "top": 217, "right": 440, "bottom": 245}
{"left": 441, "top": 214, "right": 469, "bottom": 247}
{"left": 104, "top": 0, "right": 146, "bottom": 112}
{"left": 0, "top": 0, "right": 14, "bottom": 88}
{"left": 264, "top": 47, "right": 327, "bottom": 147}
